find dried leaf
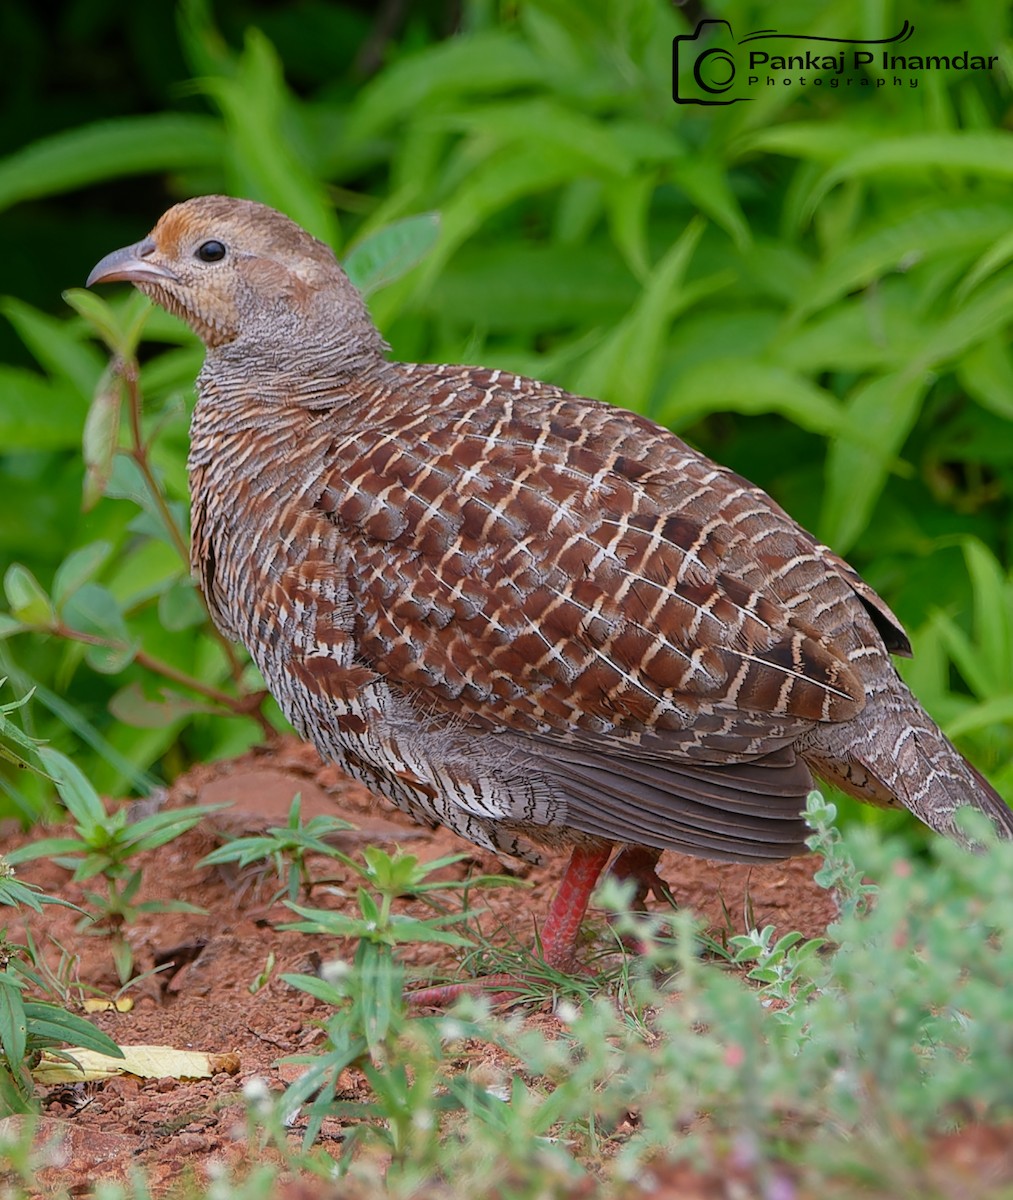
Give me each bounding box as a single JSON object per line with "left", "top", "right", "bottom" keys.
{"left": 33, "top": 1044, "right": 240, "bottom": 1084}
{"left": 81, "top": 997, "right": 133, "bottom": 1014}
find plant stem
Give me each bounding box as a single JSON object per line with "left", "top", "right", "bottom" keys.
{"left": 52, "top": 620, "right": 271, "bottom": 728}
{"left": 119, "top": 357, "right": 191, "bottom": 568}
{"left": 116, "top": 357, "right": 254, "bottom": 694}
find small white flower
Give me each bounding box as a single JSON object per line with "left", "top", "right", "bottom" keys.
{"left": 242, "top": 1076, "right": 273, "bottom": 1116}
{"left": 555, "top": 999, "right": 579, "bottom": 1025}
{"left": 320, "top": 959, "right": 351, "bottom": 985}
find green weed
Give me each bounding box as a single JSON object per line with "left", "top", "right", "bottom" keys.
{"left": 7, "top": 747, "right": 217, "bottom": 983}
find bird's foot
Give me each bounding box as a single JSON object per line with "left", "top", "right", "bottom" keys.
{"left": 606, "top": 846, "right": 672, "bottom": 955}
{"left": 405, "top": 842, "right": 612, "bottom": 1009}
{"left": 405, "top": 949, "right": 590, "bottom": 1009}
{"left": 608, "top": 845, "right": 669, "bottom": 909}
{"left": 405, "top": 972, "right": 537, "bottom": 1009}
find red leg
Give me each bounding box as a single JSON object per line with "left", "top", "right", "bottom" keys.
{"left": 407, "top": 842, "right": 614, "bottom": 1008}
{"left": 606, "top": 846, "right": 670, "bottom": 957}
{"left": 538, "top": 842, "right": 615, "bottom": 969}
{"left": 609, "top": 846, "right": 667, "bottom": 910}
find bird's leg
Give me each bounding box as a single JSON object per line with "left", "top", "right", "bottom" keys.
{"left": 608, "top": 846, "right": 667, "bottom": 910}
{"left": 406, "top": 842, "right": 614, "bottom": 1008}
{"left": 606, "top": 846, "right": 670, "bottom": 955}
{"left": 537, "top": 842, "right": 616, "bottom": 969}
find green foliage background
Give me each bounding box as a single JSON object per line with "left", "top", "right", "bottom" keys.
{"left": 1, "top": 0, "right": 1012, "bottom": 831}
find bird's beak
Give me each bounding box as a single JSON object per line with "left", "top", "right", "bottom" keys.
{"left": 86, "top": 237, "right": 181, "bottom": 288}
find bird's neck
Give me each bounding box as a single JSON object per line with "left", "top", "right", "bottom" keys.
{"left": 198, "top": 337, "right": 395, "bottom": 409}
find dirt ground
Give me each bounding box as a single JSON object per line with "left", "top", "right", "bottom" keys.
{"left": 4, "top": 736, "right": 1011, "bottom": 1198}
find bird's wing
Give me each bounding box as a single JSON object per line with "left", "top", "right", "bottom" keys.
{"left": 298, "top": 373, "right": 880, "bottom": 770}
{"left": 534, "top": 740, "right": 814, "bottom": 861}
{"left": 280, "top": 371, "right": 904, "bottom": 853}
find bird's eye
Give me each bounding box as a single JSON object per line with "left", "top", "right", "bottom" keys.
{"left": 196, "top": 240, "right": 227, "bottom": 263}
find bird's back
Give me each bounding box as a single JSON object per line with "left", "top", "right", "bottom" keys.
{"left": 185, "top": 358, "right": 1013, "bottom": 861}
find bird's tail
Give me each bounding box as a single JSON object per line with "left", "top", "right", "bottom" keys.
{"left": 803, "top": 675, "right": 1013, "bottom": 843}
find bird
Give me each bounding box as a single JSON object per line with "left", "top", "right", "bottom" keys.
{"left": 88, "top": 195, "right": 1013, "bottom": 1000}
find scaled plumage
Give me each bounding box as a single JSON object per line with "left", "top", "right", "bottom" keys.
{"left": 88, "top": 196, "right": 1013, "bottom": 988}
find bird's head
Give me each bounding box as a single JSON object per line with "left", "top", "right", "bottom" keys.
{"left": 87, "top": 195, "right": 386, "bottom": 379}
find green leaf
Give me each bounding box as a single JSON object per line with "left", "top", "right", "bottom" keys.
{"left": 660, "top": 361, "right": 844, "bottom": 438}
{"left": 605, "top": 175, "right": 653, "bottom": 280}
{"left": 85, "top": 643, "right": 137, "bottom": 676}
{"left": 426, "top": 241, "right": 638, "bottom": 332}
{"left": 347, "top": 31, "right": 544, "bottom": 140}
{"left": 800, "top": 133, "right": 1013, "bottom": 222}
{"left": 669, "top": 157, "right": 750, "bottom": 251}
{"left": 61, "top": 584, "right": 136, "bottom": 675}
{"left": 0, "top": 368, "right": 86, "bottom": 450}
{"left": 774, "top": 286, "right": 920, "bottom": 374}
{"left": 910, "top": 275, "right": 1013, "bottom": 371}
{"left": 279, "top": 972, "right": 346, "bottom": 1006}
{"left": 108, "top": 682, "right": 217, "bottom": 729}
{"left": 790, "top": 205, "right": 1012, "bottom": 321}
{"left": 0, "top": 977, "right": 27, "bottom": 1068}
{"left": 410, "top": 144, "right": 584, "bottom": 294}
{"left": 820, "top": 370, "right": 929, "bottom": 553}
{"left": 22, "top": 1003, "right": 123, "bottom": 1057}
{"left": 358, "top": 947, "right": 398, "bottom": 1055}
{"left": 62, "top": 289, "right": 149, "bottom": 358}
{"left": 344, "top": 213, "right": 441, "bottom": 297}
{"left": 136, "top": 899, "right": 206, "bottom": 915}
{"left": 962, "top": 539, "right": 1012, "bottom": 695}
{"left": 385, "top": 917, "right": 474, "bottom": 947}
{"left": 6, "top": 836, "right": 88, "bottom": 866}
{"left": 200, "top": 30, "right": 338, "bottom": 247}
{"left": 438, "top": 99, "right": 637, "bottom": 178}
{"left": 199, "top": 835, "right": 279, "bottom": 869}
{"left": 125, "top": 804, "right": 220, "bottom": 853}
{"left": 0, "top": 298, "right": 104, "bottom": 400}
{"left": 61, "top": 582, "right": 128, "bottom": 642}
{"left": 10, "top": 677, "right": 158, "bottom": 797}
{"left": 0, "top": 682, "right": 37, "bottom": 758}
{"left": 733, "top": 121, "right": 876, "bottom": 167}
{"left": 36, "top": 747, "right": 108, "bottom": 829}
{"left": 357, "top": 887, "right": 381, "bottom": 926}
{"left": 157, "top": 579, "right": 206, "bottom": 632}
{"left": 958, "top": 335, "right": 1013, "bottom": 420}
{"left": 946, "top": 695, "right": 1013, "bottom": 739}
{"left": 138, "top": 344, "right": 203, "bottom": 399}
{"left": 0, "top": 876, "right": 44, "bottom": 911}
{"left": 81, "top": 368, "right": 123, "bottom": 512}
{"left": 0, "top": 614, "right": 26, "bottom": 640}
{"left": 3, "top": 565, "right": 54, "bottom": 628}
{"left": 955, "top": 229, "right": 1013, "bottom": 303}
{"left": 575, "top": 218, "right": 705, "bottom": 412}
{"left": 0, "top": 114, "right": 225, "bottom": 213}
{"left": 104, "top": 455, "right": 157, "bottom": 514}
{"left": 53, "top": 543, "right": 114, "bottom": 611}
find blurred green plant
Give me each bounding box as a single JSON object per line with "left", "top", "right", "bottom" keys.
{"left": 6, "top": 748, "right": 216, "bottom": 984}
{"left": 222, "top": 794, "right": 1013, "bottom": 1196}
{"left": 0, "top": 0, "right": 1010, "bottom": 838}
{"left": 0, "top": 926, "right": 124, "bottom": 1116}
{"left": 198, "top": 791, "right": 358, "bottom": 903}
{"left": 278, "top": 845, "right": 509, "bottom": 1153}
{"left": 0, "top": 853, "right": 123, "bottom": 1115}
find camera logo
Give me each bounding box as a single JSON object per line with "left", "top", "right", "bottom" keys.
{"left": 673, "top": 20, "right": 748, "bottom": 105}
{"left": 672, "top": 19, "right": 995, "bottom": 106}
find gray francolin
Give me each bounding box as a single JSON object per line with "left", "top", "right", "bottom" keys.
{"left": 89, "top": 196, "right": 1013, "bottom": 998}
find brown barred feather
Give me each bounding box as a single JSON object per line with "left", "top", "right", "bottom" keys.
{"left": 88, "top": 197, "right": 1013, "bottom": 978}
